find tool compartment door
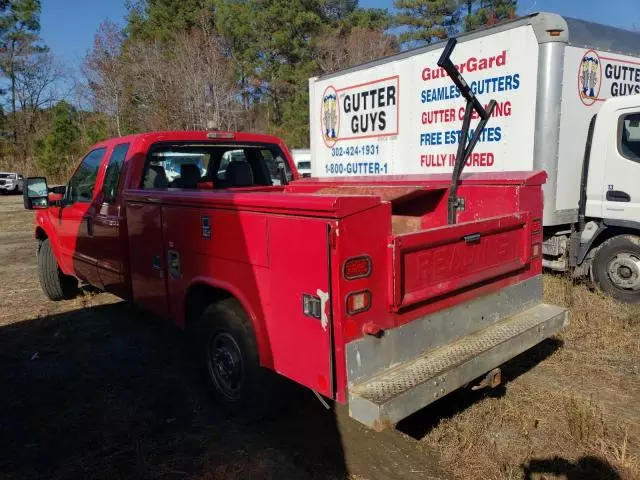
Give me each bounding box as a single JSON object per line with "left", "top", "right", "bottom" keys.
{"left": 390, "top": 213, "right": 530, "bottom": 311}
{"left": 268, "top": 216, "right": 334, "bottom": 397}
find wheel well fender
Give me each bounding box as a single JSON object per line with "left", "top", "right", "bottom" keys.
{"left": 34, "top": 222, "right": 70, "bottom": 274}
{"left": 575, "top": 220, "right": 640, "bottom": 267}
{"left": 182, "top": 278, "right": 273, "bottom": 368}
{"left": 35, "top": 225, "right": 47, "bottom": 244}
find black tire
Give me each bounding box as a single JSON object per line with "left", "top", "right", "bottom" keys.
{"left": 37, "top": 238, "right": 78, "bottom": 301}
{"left": 193, "top": 298, "right": 281, "bottom": 420}
{"left": 592, "top": 234, "right": 640, "bottom": 303}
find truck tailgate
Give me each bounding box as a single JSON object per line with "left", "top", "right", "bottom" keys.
{"left": 390, "top": 213, "right": 530, "bottom": 310}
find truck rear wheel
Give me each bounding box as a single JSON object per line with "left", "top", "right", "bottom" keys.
{"left": 194, "top": 298, "right": 280, "bottom": 420}
{"left": 37, "top": 239, "right": 78, "bottom": 300}
{"left": 592, "top": 235, "right": 640, "bottom": 303}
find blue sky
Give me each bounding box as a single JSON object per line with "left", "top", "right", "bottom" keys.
{"left": 40, "top": 0, "right": 640, "bottom": 74}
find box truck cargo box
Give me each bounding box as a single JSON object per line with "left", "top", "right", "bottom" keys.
{"left": 309, "top": 12, "right": 640, "bottom": 303}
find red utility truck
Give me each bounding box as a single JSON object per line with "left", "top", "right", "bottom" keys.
{"left": 23, "top": 40, "right": 567, "bottom": 430}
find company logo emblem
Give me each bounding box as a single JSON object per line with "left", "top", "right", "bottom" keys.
{"left": 321, "top": 86, "right": 339, "bottom": 147}
{"left": 578, "top": 50, "right": 602, "bottom": 106}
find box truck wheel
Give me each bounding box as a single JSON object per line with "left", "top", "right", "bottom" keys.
{"left": 592, "top": 235, "right": 640, "bottom": 303}
{"left": 37, "top": 238, "right": 78, "bottom": 301}
{"left": 194, "top": 298, "right": 280, "bottom": 420}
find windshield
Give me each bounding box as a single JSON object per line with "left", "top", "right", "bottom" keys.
{"left": 297, "top": 161, "right": 311, "bottom": 169}
{"left": 0, "top": 173, "right": 15, "bottom": 179}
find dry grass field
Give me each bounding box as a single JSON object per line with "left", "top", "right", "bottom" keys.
{"left": 417, "top": 276, "right": 640, "bottom": 480}
{"left": 0, "top": 194, "right": 637, "bottom": 480}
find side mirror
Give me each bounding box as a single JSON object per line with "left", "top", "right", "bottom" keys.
{"left": 23, "top": 177, "right": 49, "bottom": 210}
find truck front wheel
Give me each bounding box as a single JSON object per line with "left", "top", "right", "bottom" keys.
{"left": 194, "top": 298, "right": 280, "bottom": 419}
{"left": 37, "top": 239, "right": 78, "bottom": 300}
{"left": 592, "top": 235, "right": 640, "bottom": 303}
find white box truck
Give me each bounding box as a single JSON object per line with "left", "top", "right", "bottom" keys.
{"left": 309, "top": 12, "right": 640, "bottom": 302}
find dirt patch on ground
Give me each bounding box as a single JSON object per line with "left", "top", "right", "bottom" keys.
{"left": 0, "top": 194, "right": 638, "bottom": 480}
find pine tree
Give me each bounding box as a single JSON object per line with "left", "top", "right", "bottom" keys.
{"left": 36, "top": 101, "right": 80, "bottom": 179}
{"left": 0, "top": 0, "right": 46, "bottom": 141}
{"left": 84, "top": 115, "right": 109, "bottom": 146}
{"left": 114, "top": 0, "right": 396, "bottom": 147}
{"left": 462, "top": 0, "right": 517, "bottom": 32}
{"left": 394, "top": 0, "right": 460, "bottom": 46}
{"left": 125, "top": 0, "right": 216, "bottom": 41}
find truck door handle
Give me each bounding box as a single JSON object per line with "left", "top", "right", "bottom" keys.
{"left": 606, "top": 190, "right": 630, "bottom": 202}
{"left": 151, "top": 255, "right": 164, "bottom": 278}
{"left": 85, "top": 216, "right": 94, "bottom": 236}
{"left": 464, "top": 233, "right": 481, "bottom": 244}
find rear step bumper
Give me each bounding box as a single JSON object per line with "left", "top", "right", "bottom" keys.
{"left": 348, "top": 303, "right": 569, "bottom": 430}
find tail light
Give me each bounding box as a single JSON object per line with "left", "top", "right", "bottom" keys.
{"left": 346, "top": 290, "right": 371, "bottom": 315}
{"left": 531, "top": 218, "right": 542, "bottom": 258}
{"left": 532, "top": 243, "right": 542, "bottom": 258}
{"left": 343, "top": 256, "right": 371, "bottom": 280}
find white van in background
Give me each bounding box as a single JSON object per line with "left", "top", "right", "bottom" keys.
{"left": 292, "top": 149, "right": 312, "bottom": 177}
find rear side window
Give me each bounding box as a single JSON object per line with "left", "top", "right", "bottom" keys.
{"left": 217, "top": 149, "right": 247, "bottom": 182}
{"left": 619, "top": 113, "right": 640, "bottom": 163}
{"left": 103, "top": 143, "right": 130, "bottom": 204}
{"left": 142, "top": 150, "right": 211, "bottom": 189}
{"left": 260, "top": 148, "right": 292, "bottom": 185}
{"left": 67, "top": 148, "right": 106, "bottom": 203}
{"left": 141, "top": 143, "right": 292, "bottom": 190}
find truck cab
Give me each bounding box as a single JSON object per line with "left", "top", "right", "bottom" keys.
{"left": 585, "top": 95, "right": 640, "bottom": 221}
{"left": 561, "top": 95, "right": 640, "bottom": 302}
{"left": 25, "top": 131, "right": 298, "bottom": 299}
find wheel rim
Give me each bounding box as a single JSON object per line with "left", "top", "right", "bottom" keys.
{"left": 607, "top": 252, "right": 640, "bottom": 291}
{"left": 208, "top": 332, "right": 244, "bottom": 399}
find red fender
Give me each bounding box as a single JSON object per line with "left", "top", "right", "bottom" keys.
{"left": 34, "top": 210, "right": 74, "bottom": 276}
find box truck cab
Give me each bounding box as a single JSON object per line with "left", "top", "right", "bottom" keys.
{"left": 309, "top": 12, "right": 640, "bottom": 302}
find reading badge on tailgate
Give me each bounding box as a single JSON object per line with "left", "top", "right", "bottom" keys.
{"left": 201, "top": 215, "right": 211, "bottom": 240}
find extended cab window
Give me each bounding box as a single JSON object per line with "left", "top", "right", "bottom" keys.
{"left": 217, "top": 149, "right": 246, "bottom": 182}
{"left": 143, "top": 151, "right": 211, "bottom": 189}
{"left": 619, "top": 113, "right": 640, "bottom": 162}
{"left": 103, "top": 143, "right": 130, "bottom": 203}
{"left": 67, "top": 148, "right": 106, "bottom": 203}
{"left": 260, "top": 149, "right": 293, "bottom": 185}
{"left": 142, "top": 143, "right": 292, "bottom": 189}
